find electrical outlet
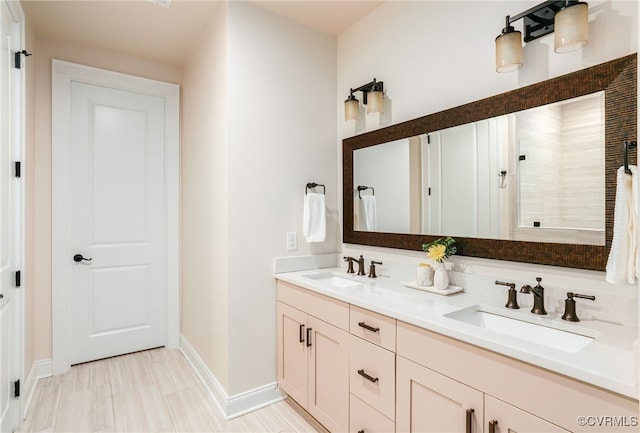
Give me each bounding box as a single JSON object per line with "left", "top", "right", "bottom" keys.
{"left": 286, "top": 232, "right": 298, "bottom": 251}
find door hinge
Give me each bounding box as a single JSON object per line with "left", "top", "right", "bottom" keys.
{"left": 13, "top": 380, "right": 20, "bottom": 398}
{"left": 15, "top": 161, "right": 21, "bottom": 178}
{"left": 15, "top": 270, "right": 21, "bottom": 288}
{"left": 14, "top": 50, "right": 31, "bottom": 70}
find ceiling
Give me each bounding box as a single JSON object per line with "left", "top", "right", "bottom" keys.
{"left": 21, "top": 0, "right": 384, "bottom": 67}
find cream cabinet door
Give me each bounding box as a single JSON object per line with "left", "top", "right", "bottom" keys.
{"left": 396, "top": 356, "right": 483, "bottom": 433}
{"left": 277, "top": 302, "right": 308, "bottom": 408}
{"left": 485, "top": 395, "right": 570, "bottom": 433}
{"left": 308, "top": 315, "right": 350, "bottom": 433}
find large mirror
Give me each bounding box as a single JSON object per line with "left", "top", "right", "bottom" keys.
{"left": 353, "top": 92, "right": 605, "bottom": 245}
{"left": 343, "top": 54, "right": 637, "bottom": 271}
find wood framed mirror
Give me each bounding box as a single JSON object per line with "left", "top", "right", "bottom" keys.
{"left": 343, "top": 54, "right": 637, "bottom": 271}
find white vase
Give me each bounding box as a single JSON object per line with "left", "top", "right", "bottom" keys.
{"left": 433, "top": 261, "right": 449, "bottom": 291}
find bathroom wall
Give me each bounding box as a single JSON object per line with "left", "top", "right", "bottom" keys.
{"left": 181, "top": 1, "right": 338, "bottom": 398}
{"left": 353, "top": 138, "right": 411, "bottom": 232}
{"left": 338, "top": 0, "right": 637, "bottom": 136}
{"left": 181, "top": 2, "right": 230, "bottom": 393}
{"left": 337, "top": 1, "right": 638, "bottom": 314}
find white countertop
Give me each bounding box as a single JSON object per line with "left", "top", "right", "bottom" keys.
{"left": 275, "top": 267, "right": 639, "bottom": 400}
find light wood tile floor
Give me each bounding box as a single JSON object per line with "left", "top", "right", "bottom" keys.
{"left": 18, "top": 348, "right": 323, "bottom": 433}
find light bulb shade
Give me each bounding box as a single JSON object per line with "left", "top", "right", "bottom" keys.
{"left": 495, "top": 30, "right": 522, "bottom": 73}
{"left": 345, "top": 97, "right": 360, "bottom": 121}
{"left": 554, "top": 2, "right": 589, "bottom": 53}
{"left": 367, "top": 90, "right": 384, "bottom": 115}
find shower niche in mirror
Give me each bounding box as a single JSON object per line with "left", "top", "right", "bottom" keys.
{"left": 353, "top": 92, "right": 605, "bottom": 246}
{"left": 344, "top": 54, "right": 636, "bottom": 271}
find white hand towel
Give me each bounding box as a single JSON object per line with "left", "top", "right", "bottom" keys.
{"left": 303, "top": 193, "right": 326, "bottom": 243}
{"left": 359, "top": 195, "right": 377, "bottom": 231}
{"left": 606, "top": 165, "right": 638, "bottom": 284}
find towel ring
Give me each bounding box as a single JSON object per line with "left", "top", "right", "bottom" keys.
{"left": 624, "top": 140, "right": 637, "bottom": 175}
{"left": 357, "top": 185, "right": 375, "bottom": 199}
{"left": 306, "top": 182, "right": 325, "bottom": 195}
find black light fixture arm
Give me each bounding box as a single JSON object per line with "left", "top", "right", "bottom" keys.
{"left": 349, "top": 78, "right": 383, "bottom": 105}
{"left": 504, "top": 0, "right": 581, "bottom": 43}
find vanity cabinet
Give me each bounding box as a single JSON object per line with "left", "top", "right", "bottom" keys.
{"left": 276, "top": 281, "right": 349, "bottom": 432}
{"left": 277, "top": 278, "right": 638, "bottom": 433}
{"left": 396, "top": 355, "right": 569, "bottom": 433}
{"left": 396, "top": 355, "right": 483, "bottom": 432}
{"left": 396, "top": 321, "right": 638, "bottom": 433}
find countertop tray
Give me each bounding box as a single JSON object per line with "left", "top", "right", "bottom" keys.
{"left": 401, "top": 281, "right": 464, "bottom": 296}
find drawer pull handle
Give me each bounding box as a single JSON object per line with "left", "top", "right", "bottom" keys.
{"left": 466, "top": 408, "right": 474, "bottom": 433}
{"left": 357, "top": 430, "right": 365, "bottom": 433}
{"left": 358, "top": 322, "right": 380, "bottom": 333}
{"left": 299, "top": 324, "right": 305, "bottom": 343}
{"left": 357, "top": 369, "right": 379, "bottom": 383}
{"left": 306, "top": 328, "right": 312, "bottom": 347}
{"left": 488, "top": 419, "right": 498, "bottom": 433}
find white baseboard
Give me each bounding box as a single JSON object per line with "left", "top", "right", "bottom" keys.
{"left": 22, "top": 359, "right": 52, "bottom": 418}
{"left": 179, "top": 335, "right": 285, "bottom": 420}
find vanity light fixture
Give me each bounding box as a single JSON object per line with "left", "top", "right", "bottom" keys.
{"left": 495, "top": 0, "right": 589, "bottom": 73}
{"left": 344, "top": 78, "right": 384, "bottom": 121}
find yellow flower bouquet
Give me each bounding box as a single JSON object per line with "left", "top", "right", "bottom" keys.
{"left": 422, "top": 237, "right": 457, "bottom": 262}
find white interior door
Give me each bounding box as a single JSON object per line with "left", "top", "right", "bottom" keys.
{"left": 0, "top": 1, "right": 23, "bottom": 431}
{"left": 52, "top": 61, "right": 180, "bottom": 372}
{"left": 68, "top": 82, "right": 166, "bottom": 365}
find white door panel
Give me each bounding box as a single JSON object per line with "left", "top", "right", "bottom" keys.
{"left": 0, "top": 1, "right": 23, "bottom": 431}
{"left": 67, "top": 81, "right": 166, "bottom": 365}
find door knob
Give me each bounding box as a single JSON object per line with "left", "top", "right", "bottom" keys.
{"left": 73, "top": 254, "right": 92, "bottom": 263}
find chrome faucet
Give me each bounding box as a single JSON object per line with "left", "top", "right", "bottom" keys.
{"left": 520, "top": 277, "right": 547, "bottom": 315}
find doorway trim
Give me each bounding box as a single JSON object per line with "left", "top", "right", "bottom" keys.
{"left": 51, "top": 60, "right": 179, "bottom": 374}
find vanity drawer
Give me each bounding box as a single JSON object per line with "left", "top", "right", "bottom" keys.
{"left": 349, "top": 304, "right": 396, "bottom": 351}
{"left": 349, "top": 334, "right": 395, "bottom": 420}
{"left": 349, "top": 394, "right": 395, "bottom": 433}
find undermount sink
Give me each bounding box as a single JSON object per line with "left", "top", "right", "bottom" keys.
{"left": 444, "top": 305, "right": 598, "bottom": 353}
{"left": 303, "top": 272, "right": 362, "bottom": 288}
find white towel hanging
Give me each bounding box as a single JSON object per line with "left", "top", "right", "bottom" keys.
{"left": 359, "top": 195, "right": 377, "bottom": 231}
{"left": 303, "top": 193, "right": 326, "bottom": 242}
{"left": 606, "top": 165, "right": 638, "bottom": 284}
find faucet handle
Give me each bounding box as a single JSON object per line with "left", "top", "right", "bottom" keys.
{"left": 561, "top": 292, "right": 596, "bottom": 322}
{"left": 495, "top": 280, "right": 519, "bottom": 309}
{"left": 368, "top": 261, "right": 383, "bottom": 278}
{"left": 343, "top": 256, "right": 355, "bottom": 273}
